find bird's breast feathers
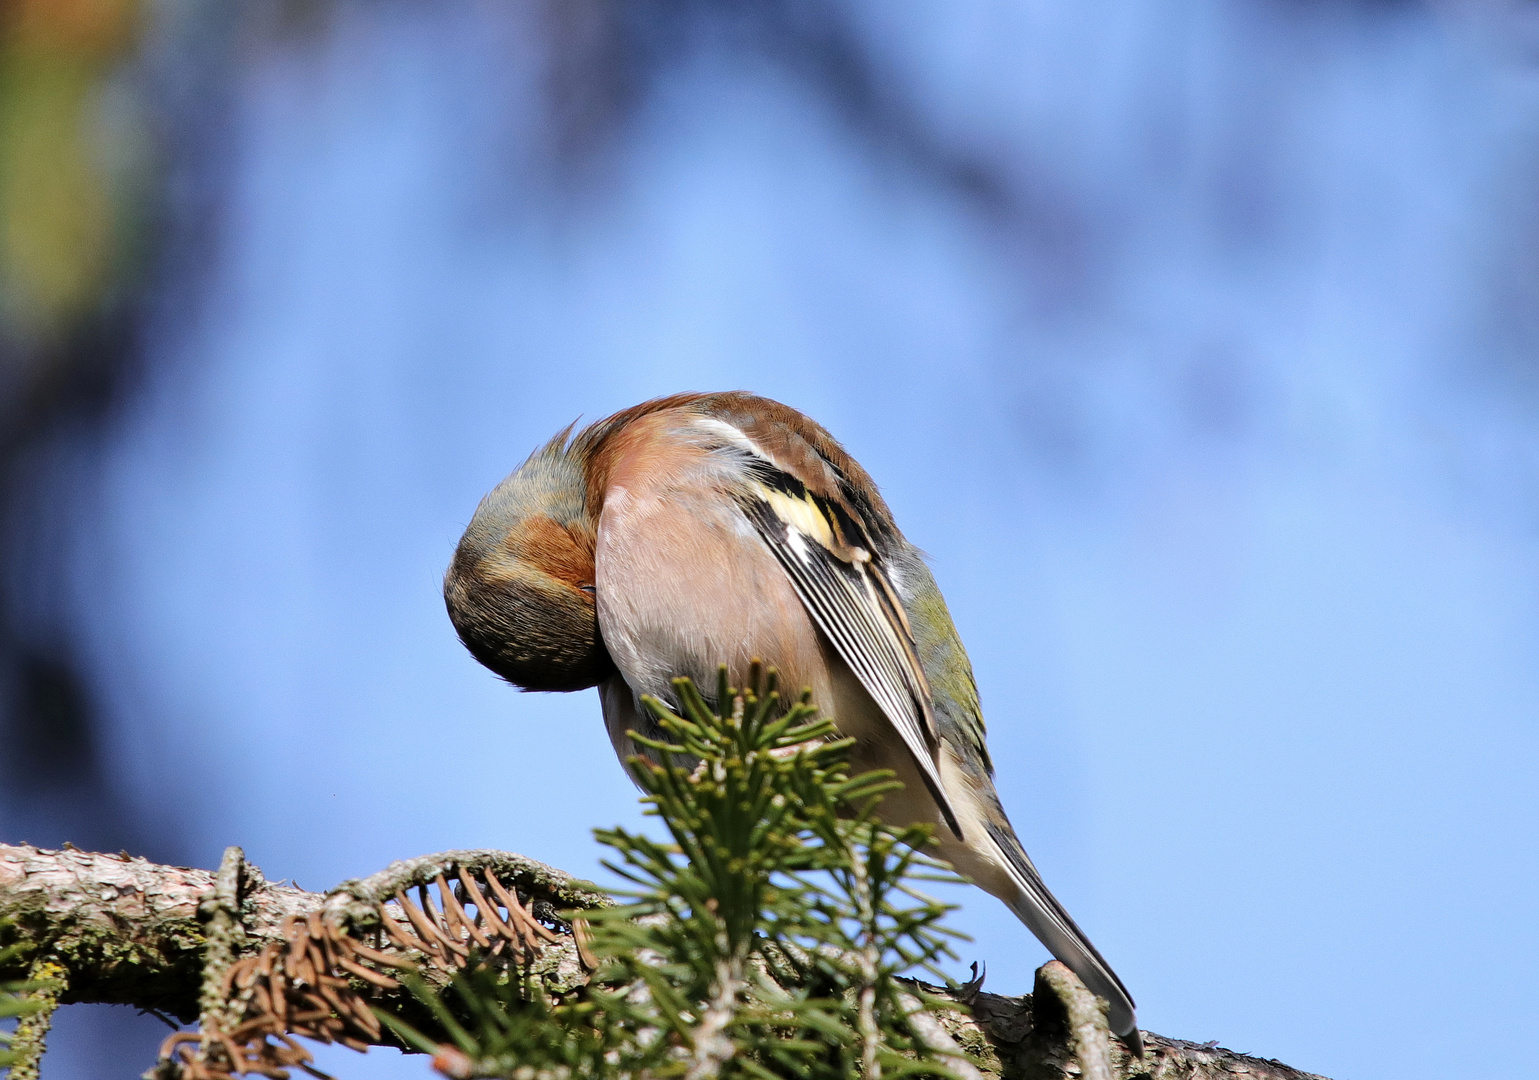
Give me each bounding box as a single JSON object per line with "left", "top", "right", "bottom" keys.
{"left": 589, "top": 406, "right": 964, "bottom": 836}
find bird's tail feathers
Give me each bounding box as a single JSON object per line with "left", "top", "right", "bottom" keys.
{"left": 984, "top": 821, "right": 1137, "bottom": 1039}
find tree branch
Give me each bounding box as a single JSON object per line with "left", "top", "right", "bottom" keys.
{"left": 0, "top": 842, "right": 314, "bottom": 1020}
{"left": 0, "top": 842, "right": 1330, "bottom": 1080}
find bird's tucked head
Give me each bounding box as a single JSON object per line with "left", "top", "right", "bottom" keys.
{"left": 444, "top": 431, "right": 615, "bottom": 692}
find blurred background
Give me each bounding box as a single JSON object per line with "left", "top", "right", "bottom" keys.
{"left": 2, "top": 0, "right": 1537, "bottom": 1076}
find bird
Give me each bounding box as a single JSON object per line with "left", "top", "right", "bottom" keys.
{"left": 444, "top": 391, "right": 1138, "bottom": 1045}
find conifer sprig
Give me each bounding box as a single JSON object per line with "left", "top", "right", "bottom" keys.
{"left": 0, "top": 925, "right": 44, "bottom": 1069}
{"left": 402, "top": 668, "right": 971, "bottom": 1080}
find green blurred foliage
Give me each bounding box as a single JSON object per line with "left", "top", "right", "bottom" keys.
{"left": 0, "top": 0, "right": 147, "bottom": 351}
{"left": 0, "top": 921, "right": 42, "bottom": 1069}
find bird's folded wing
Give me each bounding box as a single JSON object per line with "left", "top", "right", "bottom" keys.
{"left": 986, "top": 819, "right": 1138, "bottom": 1036}
{"left": 737, "top": 482, "right": 964, "bottom": 838}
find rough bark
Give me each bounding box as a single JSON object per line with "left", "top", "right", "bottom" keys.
{"left": 0, "top": 843, "right": 316, "bottom": 1020}
{"left": 0, "top": 842, "right": 1330, "bottom": 1080}
{"left": 0, "top": 844, "right": 598, "bottom": 1020}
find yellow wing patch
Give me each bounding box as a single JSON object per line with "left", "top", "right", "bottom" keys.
{"left": 737, "top": 481, "right": 962, "bottom": 838}
{"left": 760, "top": 486, "right": 837, "bottom": 550}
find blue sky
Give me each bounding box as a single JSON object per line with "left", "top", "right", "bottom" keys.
{"left": 25, "top": 4, "right": 1539, "bottom": 1078}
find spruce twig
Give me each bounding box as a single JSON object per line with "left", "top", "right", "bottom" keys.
{"left": 3, "top": 956, "right": 64, "bottom": 1080}
{"left": 393, "top": 667, "right": 970, "bottom": 1079}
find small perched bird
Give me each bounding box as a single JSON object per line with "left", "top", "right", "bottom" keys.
{"left": 445, "top": 391, "right": 1138, "bottom": 1043}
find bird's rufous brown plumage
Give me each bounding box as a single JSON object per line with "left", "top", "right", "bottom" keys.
{"left": 445, "top": 391, "right": 1139, "bottom": 1046}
